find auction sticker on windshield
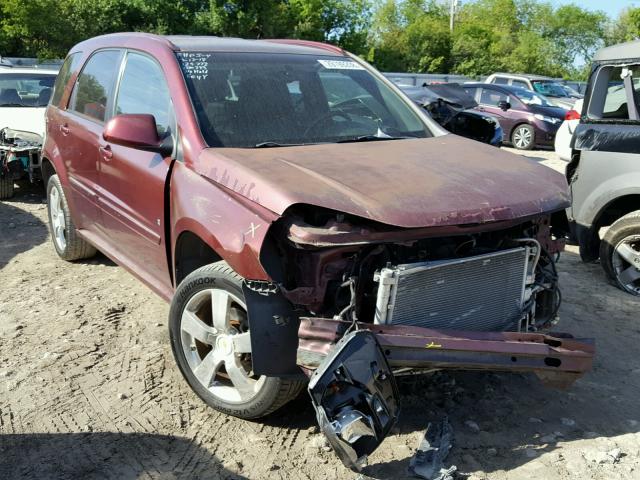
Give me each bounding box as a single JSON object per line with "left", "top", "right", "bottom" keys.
{"left": 317, "top": 59, "right": 365, "bottom": 70}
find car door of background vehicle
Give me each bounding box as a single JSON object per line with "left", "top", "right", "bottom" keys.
{"left": 95, "top": 51, "right": 175, "bottom": 290}
{"left": 476, "top": 87, "right": 518, "bottom": 136}
{"left": 62, "top": 50, "right": 122, "bottom": 230}
{"left": 572, "top": 63, "right": 640, "bottom": 224}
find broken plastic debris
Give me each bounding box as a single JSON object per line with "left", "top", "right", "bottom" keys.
{"left": 408, "top": 417, "right": 456, "bottom": 480}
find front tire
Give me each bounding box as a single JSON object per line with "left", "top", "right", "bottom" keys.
{"left": 600, "top": 211, "right": 640, "bottom": 296}
{"left": 0, "top": 176, "right": 14, "bottom": 199}
{"left": 46, "top": 174, "right": 96, "bottom": 261}
{"left": 169, "top": 262, "right": 304, "bottom": 419}
{"left": 511, "top": 124, "right": 535, "bottom": 150}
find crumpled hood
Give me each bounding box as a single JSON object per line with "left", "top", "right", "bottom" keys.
{"left": 197, "top": 135, "right": 569, "bottom": 229}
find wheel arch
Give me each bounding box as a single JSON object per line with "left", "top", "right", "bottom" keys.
{"left": 173, "top": 229, "right": 223, "bottom": 286}
{"left": 593, "top": 193, "right": 640, "bottom": 231}
{"left": 40, "top": 156, "right": 56, "bottom": 186}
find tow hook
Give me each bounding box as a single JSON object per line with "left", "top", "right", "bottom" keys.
{"left": 308, "top": 329, "right": 400, "bottom": 471}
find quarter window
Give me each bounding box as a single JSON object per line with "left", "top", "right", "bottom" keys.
{"left": 493, "top": 77, "right": 509, "bottom": 85}
{"left": 115, "top": 53, "right": 173, "bottom": 136}
{"left": 51, "top": 53, "right": 81, "bottom": 107}
{"left": 70, "top": 50, "right": 121, "bottom": 122}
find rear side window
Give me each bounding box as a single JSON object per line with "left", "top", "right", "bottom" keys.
{"left": 588, "top": 64, "right": 640, "bottom": 121}
{"left": 493, "top": 77, "right": 509, "bottom": 85}
{"left": 115, "top": 52, "right": 173, "bottom": 136}
{"left": 51, "top": 53, "right": 81, "bottom": 107}
{"left": 512, "top": 79, "right": 528, "bottom": 89}
{"left": 70, "top": 50, "right": 121, "bottom": 122}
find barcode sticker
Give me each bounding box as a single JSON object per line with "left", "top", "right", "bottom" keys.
{"left": 317, "top": 59, "right": 365, "bottom": 70}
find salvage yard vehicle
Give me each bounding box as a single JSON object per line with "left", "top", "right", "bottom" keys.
{"left": 0, "top": 66, "right": 57, "bottom": 197}
{"left": 42, "top": 33, "right": 594, "bottom": 471}
{"left": 554, "top": 99, "right": 583, "bottom": 161}
{"left": 568, "top": 40, "right": 640, "bottom": 296}
{"left": 0, "top": 128, "right": 42, "bottom": 198}
{"left": 463, "top": 83, "right": 566, "bottom": 150}
{"left": 485, "top": 73, "right": 579, "bottom": 109}
{"left": 399, "top": 83, "right": 503, "bottom": 146}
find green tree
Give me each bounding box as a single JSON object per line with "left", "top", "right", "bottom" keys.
{"left": 607, "top": 7, "right": 640, "bottom": 45}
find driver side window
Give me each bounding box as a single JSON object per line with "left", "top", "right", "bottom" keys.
{"left": 115, "top": 52, "right": 173, "bottom": 136}
{"left": 480, "top": 88, "right": 508, "bottom": 106}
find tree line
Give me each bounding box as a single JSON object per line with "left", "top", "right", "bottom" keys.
{"left": 1, "top": 0, "right": 638, "bottom": 79}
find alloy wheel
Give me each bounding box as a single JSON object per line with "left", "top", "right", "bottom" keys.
{"left": 513, "top": 126, "right": 532, "bottom": 149}
{"left": 49, "top": 186, "right": 67, "bottom": 251}
{"left": 612, "top": 234, "right": 640, "bottom": 295}
{"left": 180, "top": 288, "right": 265, "bottom": 403}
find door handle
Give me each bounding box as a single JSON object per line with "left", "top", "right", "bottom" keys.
{"left": 59, "top": 124, "right": 70, "bottom": 135}
{"left": 99, "top": 145, "right": 113, "bottom": 161}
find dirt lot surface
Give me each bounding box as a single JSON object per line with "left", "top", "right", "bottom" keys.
{"left": 1, "top": 148, "right": 639, "bottom": 480}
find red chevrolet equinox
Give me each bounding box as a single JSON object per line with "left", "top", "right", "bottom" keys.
{"left": 43, "top": 33, "right": 593, "bottom": 469}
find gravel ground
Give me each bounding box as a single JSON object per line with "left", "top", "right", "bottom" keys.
{"left": 1, "top": 148, "right": 639, "bottom": 480}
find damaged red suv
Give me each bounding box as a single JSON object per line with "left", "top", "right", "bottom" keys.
{"left": 43, "top": 33, "right": 593, "bottom": 469}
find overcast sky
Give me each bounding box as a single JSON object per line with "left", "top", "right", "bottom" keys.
{"left": 551, "top": 0, "right": 636, "bottom": 18}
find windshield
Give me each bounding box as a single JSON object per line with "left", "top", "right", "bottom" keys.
{"left": 531, "top": 81, "right": 568, "bottom": 98}
{"left": 513, "top": 88, "right": 554, "bottom": 107}
{"left": 177, "top": 52, "right": 430, "bottom": 147}
{"left": 0, "top": 73, "right": 56, "bottom": 107}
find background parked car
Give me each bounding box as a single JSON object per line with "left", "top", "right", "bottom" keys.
{"left": 558, "top": 80, "right": 588, "bottom": 96}
{"left": 0, "top": 67, "right": 57, "bottom": 136}
{"left": 399, "top": 83, "right": 502, "bottom": 146}
{"left": 0, "top": 66, "right": 57, "bottom": 197}
{"left": 568, "top": 40, "right": 640, "bottom": 296}
{"left": 485, "top": 73, "right": 578, "bottom": 109}
{"left": 554, "top": 98, "right": 583, "bottom": 161}
{"left": 463, "top": 83, "right": 566, "bottom": 150}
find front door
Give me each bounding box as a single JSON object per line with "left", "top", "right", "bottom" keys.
{"left": 96, "top": 51, "right": 176, "bottom": 292}
{"left": 476, "top": 87, "right": 518, "bottom": 136}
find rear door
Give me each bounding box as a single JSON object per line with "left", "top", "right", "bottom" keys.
{"left": 96, "top": 51, "right": 175, "bottom": 289}
{"left": 62, "top": 49, "right": 122, "bottom": 230}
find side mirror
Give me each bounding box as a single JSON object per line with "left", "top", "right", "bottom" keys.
{"left": 103, "top": 114, "right": 173, "bottom": 156}
{"left": 498, "top": 100, "right": 511, "bottom": 111}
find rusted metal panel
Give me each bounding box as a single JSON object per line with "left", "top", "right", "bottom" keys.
{"left": 197, "top": 135, "right": 570, "bottom": 229}
{"left": 298, "top": 318, "right": 594, "bottom": 389}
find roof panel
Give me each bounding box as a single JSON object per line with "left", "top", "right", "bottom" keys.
{"left": 165, "top": 36, "right": 344, "bottom": 56}
{"left": 594, "top": 40, "right": 640, "bottom": 62}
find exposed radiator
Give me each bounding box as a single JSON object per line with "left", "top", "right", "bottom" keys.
{"left": 374, "top": 247, "right": 529, "bottom": 331}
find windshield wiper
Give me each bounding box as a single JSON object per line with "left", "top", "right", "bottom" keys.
{"left": 337, "top": 134, "right": 412, "bottom": 144}
{"left": 254, "top": 141, "right": 306, "bottom": 148}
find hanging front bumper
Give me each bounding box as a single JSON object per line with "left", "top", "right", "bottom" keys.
{"left": 298, "top": 317, "right": 595, "bottom": 389}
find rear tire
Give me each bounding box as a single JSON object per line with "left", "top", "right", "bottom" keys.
{"left": 511, "top": 124, "right": 535, "bottom": 150}
{"left": 600, "top": 210, "right": 640, "bottom": 296}
{"left": 169, "top": 262, "right": 305, "bottom": 419}
{"left": 0, "top": 176, "right": 14, "bottom": 199}
{"left": 46, "top": 174, "right": 97, "bottom": 261}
